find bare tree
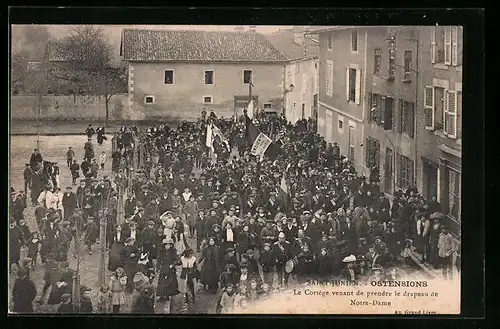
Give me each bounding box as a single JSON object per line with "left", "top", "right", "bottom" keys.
{"left": 50, "top": 25, "right": 127, "bottom": 122}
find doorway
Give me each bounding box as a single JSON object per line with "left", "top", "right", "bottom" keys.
{"left": 423, "top": 159, "right": 438, "bottom": 199}
{"left": 384, "top": 148, "right": 393, "bottom": 193}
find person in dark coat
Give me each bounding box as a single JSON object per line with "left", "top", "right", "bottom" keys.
{"left": 108, "top": 225, "right": 125, "bottom": 272}
{"left": 62, "top": 187, "right": 77, "bottom": 220}
{"left": 315, "top": 248, "right": 333, "bottom": 279}
{"left": 30, "top": 149, "right": 43, "bottom": 171}
{"left": 195, "top": 210, "right": 209, "bottom": 252}
{"left": 47, "top": 265, "right": 74, "bottom": 306}
{"left": 121, "top": 237, "right": 140, "bottom": 292}
{"left": 96, "top": 125, "right": 107, "bottom": 145}
{"left": 57, "top": 293, "right": 74, "bottom": 313}
{"left": 11, "top": 267, "right": 37, "bottom": 313}
{"left": 79, "top": 286, "right": 93, "bottom": 313}
{"left": 31, "top": 169, "right": 43, "bottom": 206}
{"left": 156, "top": 239, "right": 180, "bottom": 302}
{"left": 200, "top": 237, "right": 221, "bottom": 293}
{"left": 10, "top": 219, "right": 24, "bottom": 271}
{"left": 83, "top": 217, "right": 99, "bottom": 255}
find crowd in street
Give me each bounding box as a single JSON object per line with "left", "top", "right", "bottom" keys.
{"left": 10, "top": 112, "right": 460, "bottom": 314}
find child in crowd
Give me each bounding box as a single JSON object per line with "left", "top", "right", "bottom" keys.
{"left": 79, "top": 286, "right": 93, "bottom": 313}
{"left": 219, "top": 283, "right": 236, "bottom": 314}
{"left": 99, "top": 151, "right": 107, "bottom": 170}
{"left": 97, "top": 285, "right": 112, "bottom": 313}
{"left": 26, "top": 232, "right": 40, "bottom": 269}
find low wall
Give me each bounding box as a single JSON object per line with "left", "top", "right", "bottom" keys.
{"left": 10, "top": 94, "right": 128, "bottom": 121}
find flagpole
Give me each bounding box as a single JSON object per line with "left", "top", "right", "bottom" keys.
{"left": 249, "top": 78, "right": 253, "bottom": 118}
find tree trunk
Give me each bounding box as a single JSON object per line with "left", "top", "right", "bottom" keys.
{"left": 105, "top": 98, "right": 109, "bottom": 125}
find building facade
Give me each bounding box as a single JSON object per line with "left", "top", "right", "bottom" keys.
{"left": 265, "top": 27, "right": 319, "bottom": 124}
{"left": 417, "top": 26, "right": 463, "bottom": 232}
{"left": 120, "top": 29, "right": 288, "bottom": 120}
{"left": 312, "top": 25, "right": 462, "bottom": 232}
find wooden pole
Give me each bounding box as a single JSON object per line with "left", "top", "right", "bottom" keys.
{"left": 98, "top": 210, "right": 107, "bottom": 287}
{"left": 117, "top": 186, "right": 125, "bottom": 226}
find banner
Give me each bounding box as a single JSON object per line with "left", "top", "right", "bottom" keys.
{"left": 280, "top": 175, "right": 288, "bottom": 195}
{"left": 212, "top": 124, "right": 231, "bottom": 153}
{"left": 250, "top": 132, "right": 273, "bottom": 157}
{"left": 205, "top": 123, "right": 214, "bottom": 153}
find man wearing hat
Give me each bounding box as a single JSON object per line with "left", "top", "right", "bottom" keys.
{"left": 23, "top": 164, "right": 32, "bottom": 195}
{"left": 11, "top": 266, "right": 37, "bottom": 313}
{"left": 272, "top": 232, "right": 293, "bottom": 287}
{"left": 122, "top": 237, "right": 140, "bottom": 293}
{"left": 78, "top": 285, "right": 93, "bottom": 313}
{"left": 437, "top": 225, "right": 457, "bottom": 280}
{"left": 30, "top": 148, "right": 43, "bottom": 171}
{"left": 260, "top": 219, "right": 279, "bottom": 246}
{"left": 340, "top": 255, "right": 357, "bottom": 281}
{"left": 62, "top": 186, "right": 77, "bottom": 221}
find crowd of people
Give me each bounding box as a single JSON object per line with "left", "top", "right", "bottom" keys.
{"left": 10, "top": 111, "right": 460, "bottom": 314}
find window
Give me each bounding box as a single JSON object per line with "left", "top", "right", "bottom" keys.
{"left": 144, "top": 95, "right": 155, "bottom": 104}
{"left": 397, "top": 154, "right": 414, "bottom": 189}
{"left": 243, "top": 70, "right": 253, "bottom": 84}
{"left": 301, "top": 103, "right": 305, "bottom": 119}
{"left": 203, "top": 96, "right": 213, "bottom": 104}
{"left": 384, "top": 97, "right": 394, "bottom": 130}
{"left": 164, "top": 70, "right": 174, "bottom": 84}
{"left": 204, "top": 70, "right": 214, "bottom": 84}
{"left": 373, "top": 49, "right": 381, "bottom": 75}
{"left": 327, "top": 33, "right": 333, "bottom": 50}
{"left": 399, "top": 100, "right": 415, "bottom": 137}
{"left": 444, "top": 89, "right": 458, "bottom": 138}
{"left": 326, "top": 60, "right": 333, "bottom": 96}
{"left": 263, "top": 103, "right": 273, "bottom": 109}
{"left": 365, "top": 137, "right": 381, "bottom": 169}
{"left": 451, "top": 26, "right": 458, "bottom": 66}
{"left": 446, "top": 169, "right": 461, "bottom": 221}
{"left": 338, "top": 118, "right": 344, "bottom": 134}
{"left": 348, "top": 126, "right": 355, "bottom": 162}
{"left": 315, "top": 62, "right": 318, "bottom": 69}
{"left": 424, "top": 86, "right": 435, "bottom": 129}
{"left": 433, "top": 87, "right": 445, "bottom": 130}
{"left": 351, "top": 29, "right": 358, "bottom": 52}
{"left": 404, "top": 51, "right": 412, "bottom": 80}
{"left": 346, "top": 67, "right": 360, "bottom": 103}
{"left": 444, "top": 27, "right": 452, "bottom": 65}
{"left": 388, "top": 35, "right": 396, "bottom": 79}
{"left": 367, "top": 92, "right": 382, "bottom": 123}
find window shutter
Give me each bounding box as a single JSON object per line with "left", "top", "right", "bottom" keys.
{"left": 367, "top": 92, "right": 373, "bottom": 121}
{"left": 448, "top": 91, "right": 458, "bottom": 139}
{"left": 451, "top": 27, "right": 458, "bottom": 66}
{"left": 430, "top": 27, "right": 436, "bottom": 64}
{"left": 408, "top": 102, "right": 415, "bottom": 138}
{"left": 346, "top": 67, "right": 350, "bottom": 101}
{"left": 397, "top": 99, "right": 403, "bottom": 133}
{"left": 444, "top": 27, "right": 452, "bottom": 65}
{"left": 377, "top": 96, "right": 384, "bottom": 125}
{"left": 355, "top": 69, "right": 362, "bottom": 104}
{"left": 443, "top": 89, "right": 449, "bottom": 135}
{"left": 424, "top": 86, "right": 435, "bottom": 130}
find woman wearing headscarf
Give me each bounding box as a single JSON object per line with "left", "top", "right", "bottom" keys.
{"left": 199, "top": 237, "right": 221, "bottom": 294}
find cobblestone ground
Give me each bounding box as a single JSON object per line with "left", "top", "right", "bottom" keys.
{"left": 9, "top": 134, "right": 222, "bottom": 314}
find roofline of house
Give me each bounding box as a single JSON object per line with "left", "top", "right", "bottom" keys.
{"left": 122, "top": 59, "right": 290, "bottom": 64}
{"left": 289, "top": 55, "right": 318, "bottom": 63}
{"left": 305, "top": 26, "right": 382, "bottom": 34}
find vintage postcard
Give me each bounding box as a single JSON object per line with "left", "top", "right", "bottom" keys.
{"left": 9, "top": 24, "right": 461, "bottom": 314}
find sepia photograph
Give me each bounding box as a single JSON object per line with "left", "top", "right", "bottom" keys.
{"left": 9, "top": 23, "right": 463, "bottom": 314}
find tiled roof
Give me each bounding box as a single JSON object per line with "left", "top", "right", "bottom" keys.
{"left": 265, "top": 30, "right": 319, "bottom": 61}
{"left": 121, "top": 29, "right": 289, "bottom": 63}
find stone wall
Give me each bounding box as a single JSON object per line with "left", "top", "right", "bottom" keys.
{"left": 10, "top": 94, "right": 128, "bottom": 120}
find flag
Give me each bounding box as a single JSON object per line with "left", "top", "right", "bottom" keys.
{"left": 212, "top": 124, "right": 231, "bottom": 153}
{"left": 250, "top": 132, "right": 273, "bottom": 158}
{"left": 205, "top": 123, "right": 214, "bottom": 153}
{"left": 245, "top": 115, "right": 280, "bottom": 160}
{"left": 247, "top": 99, "right": 254, "bottom": 119}
{"left": 280, "top": 175, "right": 289, "bottom": 195}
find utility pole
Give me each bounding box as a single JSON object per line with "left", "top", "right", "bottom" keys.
{"left": 98, "top": 208, "right": 108, "bottom": 287}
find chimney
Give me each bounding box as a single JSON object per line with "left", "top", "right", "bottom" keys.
{"left": 293, "top": 26, "right": 305, "bottom": 45}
